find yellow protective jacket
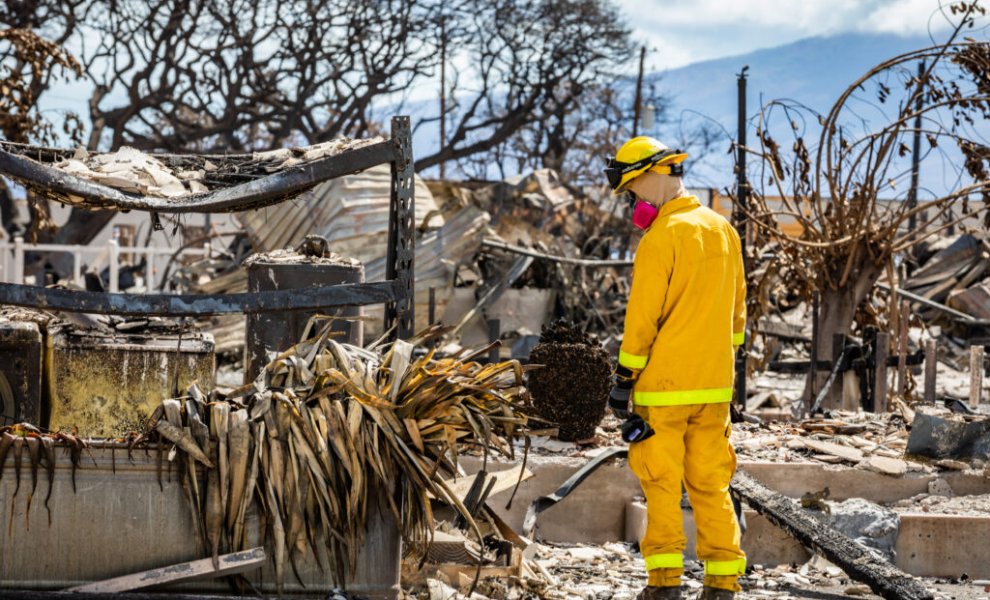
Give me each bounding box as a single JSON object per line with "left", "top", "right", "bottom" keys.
{"left": 618, "top": 196, "right": 746, "bottom": 406}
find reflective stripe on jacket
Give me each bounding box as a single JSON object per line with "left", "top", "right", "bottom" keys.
{"left": 618, "top": 196, "right": 746, "bottom": 406}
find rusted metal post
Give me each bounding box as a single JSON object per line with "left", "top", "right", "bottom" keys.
{"left": 970, "top": 345, "right": 984, "bottom": 410}
{"left": 809, "top": 291, "right": 820, "bottom": 408}
{"left": 907, "top": 60, "right": 925, "bottom": 231}
{"left": 897, "top": 300, "right": 909, "bottom": 398}
{"left": 428, "top": 286, "right": 437, "bottom": 325}
{"left": 386, "top": 116, "right": 416, "bottom": 340}
{"left": 874, "top": 332, "right": 889, "bottom": 413}
{"left": 734, "top": 66, "right": 750, "bottom": 410}
{"left": 829, "top": 332, "right": 846, "bottom": 409}
{"left": 438, "top": 15, "right": 447, "bottom": 181}
{"left": 924, "top": 339, "right": 937, "bottom": 404}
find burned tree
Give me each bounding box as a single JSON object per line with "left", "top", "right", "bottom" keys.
{"left": 81, "top": 0, "right": 442, "bottom": 152}
{"left": 744, "top": 1, "right": 990, "bottom": 406}
{"left": 0, "top": 8, "right": 85, "bottom": 241}
{"left": 414, "top": 0, "right": 634, "bottom": 179}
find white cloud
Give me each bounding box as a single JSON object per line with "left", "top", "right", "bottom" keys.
{"left": 616, "top": 0, "right": 962, "bottom": 68}
{"left": 861, "top": 0, "right": 963, "bottom": 35}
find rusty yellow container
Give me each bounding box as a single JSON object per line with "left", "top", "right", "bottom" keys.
{"left": 46, "top": 326, "right": 215, "bottom": 436}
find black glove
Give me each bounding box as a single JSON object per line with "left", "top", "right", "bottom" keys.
{"left": 609, "top": 365, "right": 635, "bottom": 420}
{"left": 620, "top": 413, "right": 655, "bottom": 443}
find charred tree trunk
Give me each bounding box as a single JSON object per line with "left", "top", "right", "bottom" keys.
{"left": 802, "top": 252, "right": 885, "bottom": 412}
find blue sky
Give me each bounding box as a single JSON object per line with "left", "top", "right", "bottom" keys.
{"left": 615, "top": 0, "right": 962, "bottom": 71}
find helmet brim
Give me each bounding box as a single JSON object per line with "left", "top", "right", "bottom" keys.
{"left": 609, "top": 152, "right": 689, "bottom": 195}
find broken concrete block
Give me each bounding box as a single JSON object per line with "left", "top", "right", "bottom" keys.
{"left": 927, "top": 479, "right": 954, "bottom": 497}
{"left": 815, "top": 498, "right": 900, "bottom": 562}
{"left": 862, "top": 456, "right": 908, "bottom": 477}
{"left": 935, "top": 459, "right": 969, "bottom": 471}
{"left": 801, "top": 438, "right": 864, "bottom": 463}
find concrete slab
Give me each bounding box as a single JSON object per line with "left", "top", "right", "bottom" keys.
{"left": 460, "top": 456, "right": 640, "bottom": 543}
{"left": 463, "top": 456, "right": 990, "bottom": 542}
{"left": 896, "top": 514, "right": 990, "bottom": 578}
{"left": 462, "top": 455, "right": 990, "bottom": 578}
{"left": 740, "top": 462, "right": 933, "bottom": 504}
{"left": 739, "top": 511, "right": 811, "bottom": 566}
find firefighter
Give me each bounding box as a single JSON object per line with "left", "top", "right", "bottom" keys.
{"left": 604, "top": 137, "right": 747, "bottom": 600}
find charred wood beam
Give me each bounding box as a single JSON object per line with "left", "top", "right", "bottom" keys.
{"left": 769, "top": 350, "right": 924, "bottom": 374}
{"left": 767, "top": 360, "right": 834, "bottom": 374}
{"left": 0, "top": 281, "right": 398, "bottom": 316}
{"left": 731, "top": 471, "right": 934, "bottom": 600}
{"left": 0, "top": 140, "right": 399, "bottom": 214}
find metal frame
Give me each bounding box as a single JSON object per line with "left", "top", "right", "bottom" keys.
{"left": 0, "top": 116, "right": 416, "bottom": 340}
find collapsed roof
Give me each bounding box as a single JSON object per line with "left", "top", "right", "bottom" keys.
{"left": 0, "top": 136, "right": 394, "bottom": 213}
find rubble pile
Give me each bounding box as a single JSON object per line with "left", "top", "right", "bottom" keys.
{"left": 162, "top": 168, "right": 634, "bottom": 364}
{"left": 402, "top": 540, "right": 990, "bottom": 600}
{"left": 527, "top": 321, "right": 612, "bottom": 441}
{"left": 3, "top": 136, "right": 384, "bottom": 201}
{"left": 907, "top": 234, "right": 990, "bottom": 321}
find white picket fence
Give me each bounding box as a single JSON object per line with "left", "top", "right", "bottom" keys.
{"left": 0, "top": 237, "right": 209, "bottom": 292}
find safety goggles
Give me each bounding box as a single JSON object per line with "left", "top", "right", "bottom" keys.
{"left": 603, "top": 148, "right": 684, "bottom": 190}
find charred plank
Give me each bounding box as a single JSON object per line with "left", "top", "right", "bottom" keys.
{"left": 731, "top": 471, "right": 933, "bottom": 600}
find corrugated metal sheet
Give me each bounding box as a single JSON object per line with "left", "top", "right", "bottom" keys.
{"left": 236, "top": 164, "right": 442, "bottom": 265}
{"left": 364, "top": 206, "right": 491, "bottom": 338}
{"left": 205, "top": 207, "right": 490, "bottom": 348}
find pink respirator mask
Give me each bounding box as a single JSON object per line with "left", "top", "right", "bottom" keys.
{"left": 631, "top": 198, "right": 659, "bottom": 230}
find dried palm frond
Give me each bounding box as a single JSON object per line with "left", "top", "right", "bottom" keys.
{"left": 154, "top": 319, "right": 533, "bottom": 591}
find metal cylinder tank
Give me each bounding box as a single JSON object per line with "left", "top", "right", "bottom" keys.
{"left": 245, "top": 252, "right": 364, "bottom": 383}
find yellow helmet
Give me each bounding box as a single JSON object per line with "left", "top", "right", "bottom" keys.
{"left": 604, "top": 137, "right": 687, "bottom": 194}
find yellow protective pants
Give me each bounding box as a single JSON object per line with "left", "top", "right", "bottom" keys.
{"left": 628, "top": 403, "right": 746, "bottom": 592}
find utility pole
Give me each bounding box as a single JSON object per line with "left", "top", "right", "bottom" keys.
{"left": 632, "top": 45, "right": 645, "bottom": 136}
{"left": 908, "top": 60, "right": 925, "bottom": 231}
{"left": 734, "top": 65, "right": 749, "bottom": 409}
{"left": 439, "top": 16, "right": 447, "bottom": 181}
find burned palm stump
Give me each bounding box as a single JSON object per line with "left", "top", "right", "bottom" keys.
{"left": 526, "top": 323, "right": 610, "bottom": 441}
